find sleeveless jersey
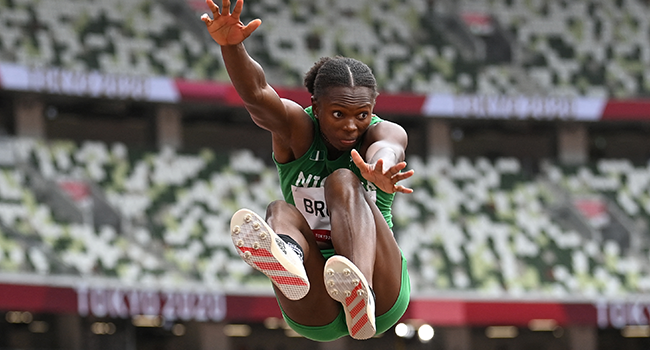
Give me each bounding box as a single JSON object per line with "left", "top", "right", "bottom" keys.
{"left": 273, "top": 106, "right": 395, "bottom": 243}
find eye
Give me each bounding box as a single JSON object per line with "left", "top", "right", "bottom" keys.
{"left": 358, "top": 112, "right": 369, "bottom": 119}
{"left": 333, "top": 111, "right": 343, "bottom": 118}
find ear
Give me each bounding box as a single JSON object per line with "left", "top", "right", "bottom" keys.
{"left": 311, "top": 96, "right": 319, "bottom": 118}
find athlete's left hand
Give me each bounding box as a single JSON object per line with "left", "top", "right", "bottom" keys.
{"left": 201, "top": 0, "right": 261, "bottom": 46}
{"left": 351, "top": 149, "right": 414, "bottom": 194}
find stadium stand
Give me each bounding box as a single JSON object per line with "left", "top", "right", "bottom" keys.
{"left": 2, "top": 0, "right": 647, "bottom": 97}
{"left": 2, "top": 138, "right": 649, "bottom": 300}
{"left": 1, "top": 0, "right": 649, "bottom": 347}
{"left": 397, "top": 155, "right": 650, "bottom": 297}
{"left": 190, "top": 0, "right": 650, "bottom": 97}
{"left": 1, "top": 139, "right": 280, "bottom": 291}
{"left": 461, "top": 0, "right": 650, "bottom": 97}
{"left": 0, "top": 0, "right": 225, "bottom": 80}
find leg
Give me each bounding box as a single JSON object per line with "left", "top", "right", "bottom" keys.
{"left": 263, "top": 201, "right": 342, "bottom": 326}
{"left": 325, "top": 169, "right": 403, "bottom": 315}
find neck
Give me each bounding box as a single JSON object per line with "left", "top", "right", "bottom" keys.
{"left": 320, "top": 131, "right": 345, "bottom": 160}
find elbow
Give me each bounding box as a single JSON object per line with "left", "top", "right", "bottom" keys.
{"left": 240, "top": 83, "right": 274, "bottom": 108}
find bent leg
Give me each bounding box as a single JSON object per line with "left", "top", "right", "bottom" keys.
{"left": 263, "top": 201, "right": 342, "bottom": 326}
{"left": 325, "top": 169, "right": 403, "bottom": 316}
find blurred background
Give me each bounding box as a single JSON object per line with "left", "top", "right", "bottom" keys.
{"left": 0, "top": 0, "right": 649, "bottom": 349}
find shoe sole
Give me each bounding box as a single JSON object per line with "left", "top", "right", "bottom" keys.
{"left": 230, "top": 208, "right": 310, "bottom": 300}
{"left": 324, "top": 255, "right": 376, "bottom": 340}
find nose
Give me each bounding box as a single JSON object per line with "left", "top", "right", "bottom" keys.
{"left": 342, "top": 118, "right": 357, "bottom": 132}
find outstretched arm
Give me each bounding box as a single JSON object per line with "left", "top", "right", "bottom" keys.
{"left": 351, "top": 122, "right": 414, "bottom": 194}
{"left": 201, "top": 0, "right": 299, "bottom": 133}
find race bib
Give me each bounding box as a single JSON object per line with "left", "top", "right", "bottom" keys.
{"left": 292, "top": 186, "right": 331, "bottom": 242}
{"left": 291, "top": 185, "right": 376, "bottom": 242}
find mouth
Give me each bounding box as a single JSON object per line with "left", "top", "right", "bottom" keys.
{"left": 338, "top": 139, "right": 358, "bottom": 149}
{"left": 321, "top": 131, "right": 357, "bottom": 151}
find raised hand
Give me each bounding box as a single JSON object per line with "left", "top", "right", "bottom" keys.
{"left": 201, "top": 0, "right": 261, "bottom": 46}
{"left": 351, "top": 149, "right": 414, "bottom": 194}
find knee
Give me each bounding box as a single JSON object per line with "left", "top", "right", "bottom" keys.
{"left": 324, "top": 168, "right": 363, "bottom": 204}
{"left": 265, "top": 200, "right": 294, "bottom": 219}
{"left": 265, "top": 200, "right": 311, "bottom": 232}
{"left": 266, "top": 200, "right": 286, "bottom": 214}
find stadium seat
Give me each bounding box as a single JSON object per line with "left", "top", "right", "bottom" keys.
{"left": 3, "top": 137, "right": 650, "bottom": 297}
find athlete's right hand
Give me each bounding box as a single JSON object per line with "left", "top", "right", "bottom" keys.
{"left": 201, "top": 0, "right": 261, "bottom": 46}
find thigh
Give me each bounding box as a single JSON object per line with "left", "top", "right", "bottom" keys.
{"left": 363, "top": 192, "right": 405, "bottom": 316}
{"left": 375, "top": 253, "right": 411, "bottom": 334}
{"left": 265, "top": 201, "right": 342, "bottom": 327}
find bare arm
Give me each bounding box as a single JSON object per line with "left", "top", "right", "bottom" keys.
{"left": 219, "top": 43, "right": 295, "bottom": 131}
{"left": 201, "top": 0, "right": 312, "bottom": 161}
{"left": 351, "top": 121, "right": 414, "bottom": 194}
{"left": 201, "top": 0, "right": 286, "bottom": 129}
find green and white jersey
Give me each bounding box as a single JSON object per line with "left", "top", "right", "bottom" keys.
{"left": 273, "top": 106, "right": 395, "bottom": 243}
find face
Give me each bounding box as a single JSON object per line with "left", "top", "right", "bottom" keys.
{"left": 312, "top": 86, "right": 376, "bottom": 153}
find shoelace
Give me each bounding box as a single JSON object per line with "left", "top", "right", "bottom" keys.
{"left": 277, "top": 234, "right": 304, "bottom": 263}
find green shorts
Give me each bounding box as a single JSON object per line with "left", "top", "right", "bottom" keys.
{"left": 279, "top": 249, "right": 411, "bottom": 342}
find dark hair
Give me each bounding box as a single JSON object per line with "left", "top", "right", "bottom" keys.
{"left": 303, "top": 56, "right": 378, "bottom": 99}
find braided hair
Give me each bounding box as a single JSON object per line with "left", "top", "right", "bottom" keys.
{"left": 303, "top": 56, "right": 378, "bottom": 99}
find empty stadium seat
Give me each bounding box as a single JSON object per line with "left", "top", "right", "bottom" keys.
{"left": 2, "top": 137, "right": 650, "bottom": 297}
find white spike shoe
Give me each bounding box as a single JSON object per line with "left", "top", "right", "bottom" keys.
{"left": 324, "top": 255, "right": 376, "bottom": 340}
{"left": 230, "top": 208, "right": 310, "bottom": 300}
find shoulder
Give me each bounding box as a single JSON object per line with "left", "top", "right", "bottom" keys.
{"left": 365, "top": 117, "right": 407, "bottom": 144}
{"left": 266, "top": 98, "right": 314, "bottom": 137}
{"left": 272, "top": 100, "right": 315, "bottom": 164}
